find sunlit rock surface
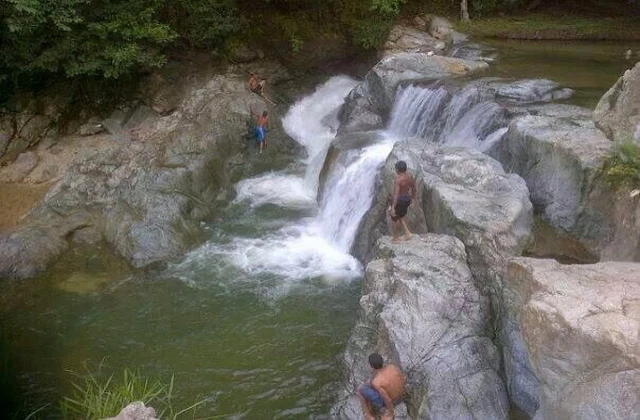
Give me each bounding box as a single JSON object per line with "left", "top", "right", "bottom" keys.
{"left": 333, "top": 234, "right": 508, "bottom": 420}
{"left": 502, "top": 258, "right": 640, "bottom": 419}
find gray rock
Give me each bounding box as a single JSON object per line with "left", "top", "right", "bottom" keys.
{"left": 0, "top": 73, "right": 299, "bottom": 279}
{"left": 427, "top": 15, "right": 455, "bottom": 41}
{"left": 7, "top": 151, "right": 38, "bottom": 182}
{"left": 478, "top": 78, "right": 574, "bottom": 104}
{"left": 502, "top": 258, "right": 640, "bottom": 419}
{"left": 356, "top": 140, "right": 533, "bottom": 296}
{"left": 448, "top": 42, "right": 497, "bottom": 62}
{"left": 102, "top": 401, "right": 159, "bottom": 420}
{"left": 383, "top": 25, "right": 446, "bottom": 57}
{"left": 489, "top": 114, "right": 640, "bottom": 261}
{"left": 338, "top": 54, "right": 488, "bottom": 135}
{"left": 593, "top": 62, "right": 640, "bottom": 144}
{"left": 333, "top": 235, "right": 509, "bottom": 419}
{"left": 79, "top": 118, "right": 106, "bottom": 136}
{"left": 103, "top": 109, "right": 132, "bottom": 142}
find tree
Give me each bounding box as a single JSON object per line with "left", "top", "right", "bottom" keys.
{"left": 461, "top": 0, "right": 470, "bottom": 21}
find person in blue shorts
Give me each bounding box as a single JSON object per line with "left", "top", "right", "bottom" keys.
{"left": 250, "top": 105, "right": 269, "bottom": 154}
{"left": 358, "top": 353, "right": 404, "bottom": 420}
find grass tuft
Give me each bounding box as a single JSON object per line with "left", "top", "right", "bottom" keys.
{"left": 56, "top": 361, "right": 210, "bottom": 419}
{"left": 599, "top": 141, "right": 640, "bottom": 191}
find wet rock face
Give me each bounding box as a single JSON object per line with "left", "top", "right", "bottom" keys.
{"left": 502, "top": 258, "right": 640, "bottom": 419}
{"left": 593, "top": 62, "right": 640, "bottom": 144}
{"left": 489, "top": 113, "right": 640, "bottom": 262}
{"left": 332, "top": 235, "right": 509, "bottom": 420}
{"left": 337, "top": 54, "right": 488, "bottom": 135}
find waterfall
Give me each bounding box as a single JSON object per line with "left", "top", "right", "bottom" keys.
{"left": 388, "top": 85, "right": 449, "bottom": 140}
{"left": 388, "top": 84, "right": 508, "bottom": 149}
{"left": 317, "top": 141, "right": 394, "bottom": 252}
{"left": 178, "top": 76, "right": 391, "bottom": 286}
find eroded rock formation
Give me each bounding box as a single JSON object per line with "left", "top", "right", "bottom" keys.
{"left": 333, "top": 235, "right": 508, "bottom": 419}
{"left": 502, "top": 258, "right": 640, "bottom": 419}
{"left": 0, "top": 74, "right": 299, "bottom": 279}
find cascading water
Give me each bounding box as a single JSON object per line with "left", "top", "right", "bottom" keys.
{"left": 174, "top": 76, "right": 393, "bottom": 289}
{"left": 388, "top": 83, "right": 508, "bottom": 149}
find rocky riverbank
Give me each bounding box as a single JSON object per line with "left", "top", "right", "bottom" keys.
{"left": 331, "top": 16, "right": 639, "bottom": 420}
{"left": 0, "top": 58, "right": 302, "bottom": 279}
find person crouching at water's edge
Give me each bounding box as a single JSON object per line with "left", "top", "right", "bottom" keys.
{"left": 250, "top": 105, "right": 268, "bottom": 154}
{"left": 389, "top": 160, "right": 416, "bottom": 242}
{"left": 358, "top": 353, "right": 405, "bottom": 420}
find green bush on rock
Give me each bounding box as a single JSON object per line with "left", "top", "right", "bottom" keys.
{"left": 599, "top": 141, "right": 640, "bottom": 191}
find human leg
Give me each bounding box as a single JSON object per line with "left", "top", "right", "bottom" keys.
{"left": 358, "top": 391, "right": 376, "bottom": 420}
{"left": 359, "top": 386, "right": 384, "bottom": 420}
{"left": 400, "top": 217, "right": 412, "bottom": 240}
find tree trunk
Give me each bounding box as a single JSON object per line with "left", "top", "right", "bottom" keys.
{"left": 461, "top": 0, "right": 470, "bottom": 21}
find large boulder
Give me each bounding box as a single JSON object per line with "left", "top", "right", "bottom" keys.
{"left": 489, "top": 114, "right": 640, "bottom": 261}
{"left": 382, "top": 25, "right": 446, "bottom": 57}
{"left": 338, "top": 54, "right": 488, "bottom": 134}
{"left": 355, "top": 140, "right": 533, "bottom": 297}
{"left": 332, "top": 235, "right": 509, "bottom": 419}
{"left": 0, "top": 73, "right": 299, "bottom": 279}
{"left": 501, "top": 258, "right": 640, "bottom": 419}
{"left": 593, "top": 62, "right": 640, "bottom": 144}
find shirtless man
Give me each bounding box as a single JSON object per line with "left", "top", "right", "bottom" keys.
{"left": 358, "top": 353, "right": 405, "bottom": 420}
{"left": 250, "top": 105, "right": 268, "bottom": 154}
{"left": 247, "top": 73, "right": 275, "bottom": 105}
{"left": 389, "top": 160, "right": 416, "bottom": 242}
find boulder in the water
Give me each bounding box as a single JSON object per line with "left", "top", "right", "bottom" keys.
{"left": 593, "top": 62, "right": 640, "bottom": 144}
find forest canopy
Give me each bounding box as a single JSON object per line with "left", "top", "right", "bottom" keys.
{"left": 1, "top": 0, "right": 637, "bottom": 98}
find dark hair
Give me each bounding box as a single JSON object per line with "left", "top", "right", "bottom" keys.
{"left": 368, "top": 353, "right": 384, "bottom": 369}
{"left": 395, "top": 160, "right": 407, "bottom": 173}
{"left": 262, "top": 111, "right": 268, "bottom": 117}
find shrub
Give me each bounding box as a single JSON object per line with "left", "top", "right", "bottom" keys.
{"left": 599, "top": 141, "right": 640, "bottom": 191}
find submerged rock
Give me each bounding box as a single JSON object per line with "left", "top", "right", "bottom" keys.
{"left": 502, "top": 258, "right": 640, "bottom": 419}
{"left": 332, "top": 235, "right": 509, "bottom": 419}
{"left": 593, "top": 62, "right": 640, "bottom": 144}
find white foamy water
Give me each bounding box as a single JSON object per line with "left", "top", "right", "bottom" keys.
{"left": 318, "top": 140, "right": 395, "bottom": 251}
{"left": 234, "top": 173, "right": 315, "bottom": 210}
{"left": 174, "top": 76, "right": 386, "bottom": 289}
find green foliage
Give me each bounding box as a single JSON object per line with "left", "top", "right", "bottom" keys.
{"left": 162, "top": 0, "right": 245, "bottom": 48}
{"left": 58, "top": 362, "right": 209, "bottom": 419}
{"left": 2, "top": 0, "right": 176, "bottom": 80}
{"left": 599, "top": 141, "right": 640, "bottom": 191}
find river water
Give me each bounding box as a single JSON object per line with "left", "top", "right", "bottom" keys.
{"left": 1, "top": 40, "right": 638, "bottom": 418}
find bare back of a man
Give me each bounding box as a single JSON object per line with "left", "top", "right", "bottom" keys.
{"left": 359, "top": 353, "right": 405, "bottom": 420}
{"left": 372, "top": 365, "right": 404, "bottom": 403}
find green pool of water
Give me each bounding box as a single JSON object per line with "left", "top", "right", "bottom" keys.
{"left": 0, "top": 203, "right": 360, "bottom": 418}
{"left": 484, "top": 39, "right": 640, "bottom": 108}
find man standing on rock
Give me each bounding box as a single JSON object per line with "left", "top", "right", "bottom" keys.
{"left": 358, "top": 353, "right": 405, "bottom": 420}
{"left": 389, "top": 160, "right": 416, "bottom": 242}
{"left": 250, "top": 105, "right": 268, "bottom": 154}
